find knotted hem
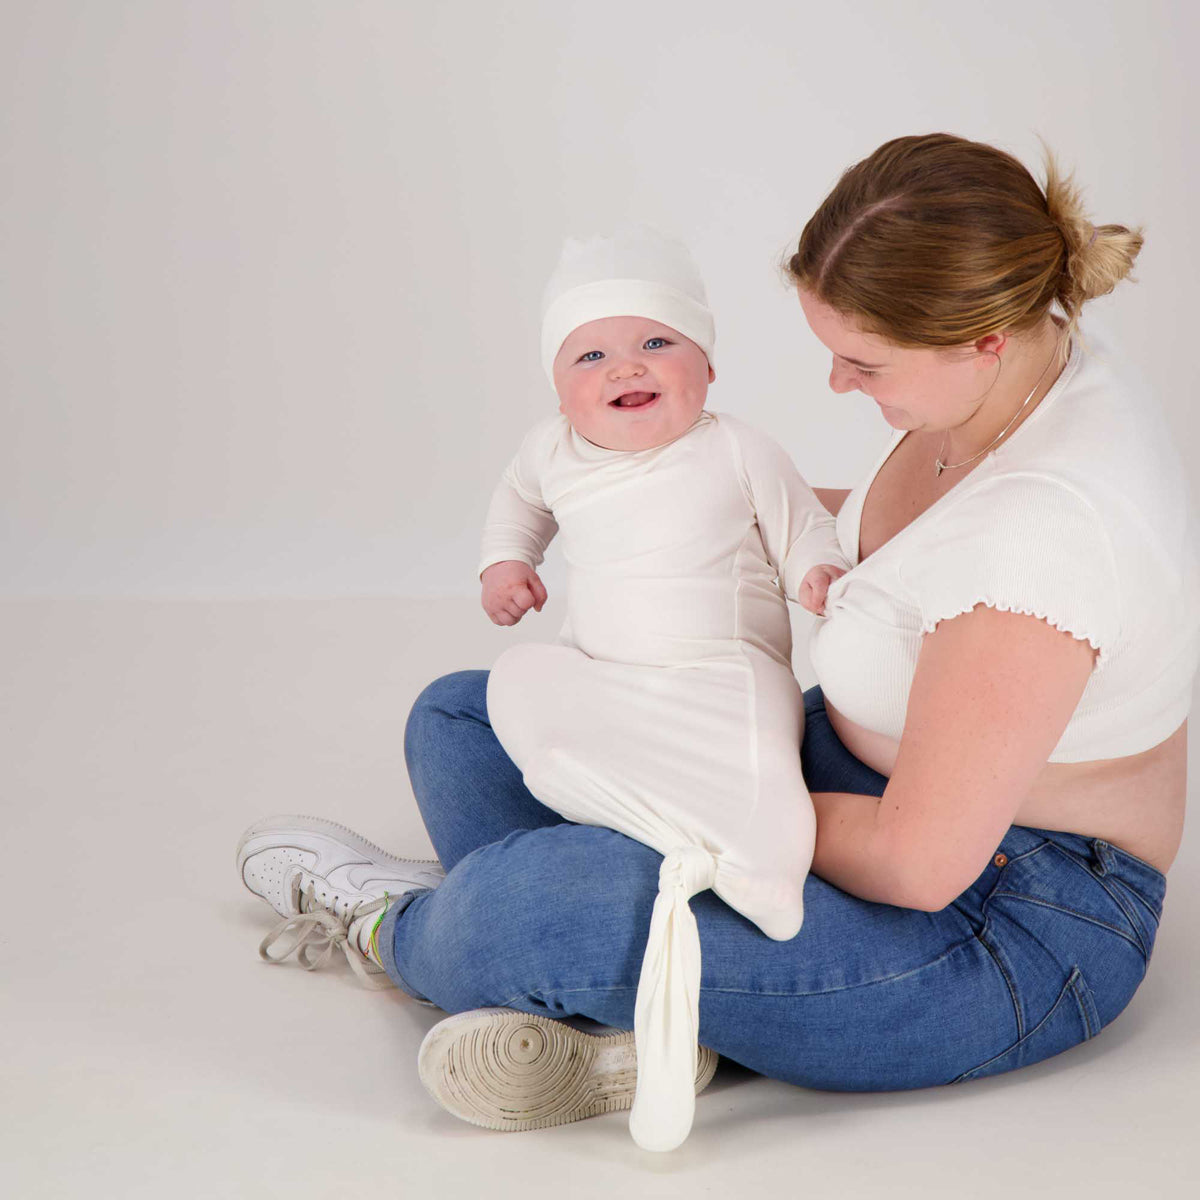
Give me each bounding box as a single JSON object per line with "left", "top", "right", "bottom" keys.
{"left": 628, "top": 845, "right": 718, "bottom": 1152}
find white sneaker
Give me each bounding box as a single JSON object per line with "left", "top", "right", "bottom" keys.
{"left": 417, "top": 1008, "right": 720, "bottom": 1132}
{"left": 236, "top": 814, "right": 446, "bottom": 989}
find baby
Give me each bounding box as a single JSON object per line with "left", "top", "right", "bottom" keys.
{"left": 478, "top": 226, "right": 850, "bottom": 1151}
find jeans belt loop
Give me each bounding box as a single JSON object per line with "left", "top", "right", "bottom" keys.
{"left": 1092, "top": 839, "right": 1112, "bottom": 876}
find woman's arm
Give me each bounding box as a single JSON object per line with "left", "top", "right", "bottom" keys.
{"left": 812, "top": 487, "right": 852, "bottom": 517}
{"left": 808, "top": 602, "right": 1097, "bottom": 910}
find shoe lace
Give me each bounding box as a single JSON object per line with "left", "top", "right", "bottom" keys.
{"left": 257, "top": 874, "right": 394, "bottom": 990}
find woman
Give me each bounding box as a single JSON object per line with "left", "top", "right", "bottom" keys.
{"left": 237, "top": 133, "right": 1198, "bottom": 1137}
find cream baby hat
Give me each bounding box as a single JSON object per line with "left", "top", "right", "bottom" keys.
{"left": 539, "top": 224, "right": 716, "bottom": 382}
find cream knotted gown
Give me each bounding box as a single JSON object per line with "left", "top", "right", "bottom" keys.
{"left": 480, "top": 409, "right": 849, "bottom": 1151}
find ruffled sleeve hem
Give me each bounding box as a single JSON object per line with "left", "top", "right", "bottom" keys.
{"left": 919, "top": 598, "right": 1114, "bottom": 672}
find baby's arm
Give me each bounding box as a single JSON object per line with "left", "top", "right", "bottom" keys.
{"left": 481, "top": 560, "right": 547, "bottom": 625}
{"left": 727, "top": 416, "right": 852, "bottom": 608}
{"left": 479, "top": 420, "right": 560, "bottom": 626}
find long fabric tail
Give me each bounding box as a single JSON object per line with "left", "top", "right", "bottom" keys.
{"left": 628, "top": 845, "right": 718, "bottom": 1152}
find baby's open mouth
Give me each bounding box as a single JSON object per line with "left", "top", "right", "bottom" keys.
{"left": 610, "top": 392, "right": 659, "bottom": 409}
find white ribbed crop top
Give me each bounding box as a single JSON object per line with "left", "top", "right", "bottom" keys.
{"left": 809, "top": 333, "right": 1200, "bottom": 762}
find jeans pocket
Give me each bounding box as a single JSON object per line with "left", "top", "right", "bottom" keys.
{"left": 951, "top": 965, "right": 1101, "bottom": 1084}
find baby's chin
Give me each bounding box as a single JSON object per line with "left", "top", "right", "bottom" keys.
{"left": 567, "top": 398, "right": 706, "bottom": 452}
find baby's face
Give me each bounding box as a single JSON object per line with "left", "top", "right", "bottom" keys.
{"left": 552, "top": 316, "right": 715, "bottom": 451}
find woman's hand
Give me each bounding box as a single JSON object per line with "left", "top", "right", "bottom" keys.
{"left": 809, "top": 603, "right": 1097, "bottom": 910}
{"left": 481, "top": 561, "right": 548, "bottom": 626}
{"left": 798, "top": 563, "right": 848, "bottom": 615}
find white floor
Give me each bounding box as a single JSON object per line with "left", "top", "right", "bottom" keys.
{"left": 3, "top": 597, "right": 1197, "bottom": 1199}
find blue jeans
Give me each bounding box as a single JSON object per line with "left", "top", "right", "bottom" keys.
{"left": 378, "top": 670, "right": 1167, "bottom": 1090}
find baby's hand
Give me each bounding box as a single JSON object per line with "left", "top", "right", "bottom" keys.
{"left": 481, "top": 561, "right": 548, "bottom": 626}
{"left": 798, "top": 563, "right": 847, "bottom": 616}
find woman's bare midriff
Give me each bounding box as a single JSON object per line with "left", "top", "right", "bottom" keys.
{"left": 824, "top": 701, "right": 1187, "bottom": 875}
{"left": 830, "top": 411, "right": 1189, "bottom": 876}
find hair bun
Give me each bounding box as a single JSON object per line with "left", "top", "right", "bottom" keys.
{"left": 1046, "top": 154, "right": 1144, "bottom": 316}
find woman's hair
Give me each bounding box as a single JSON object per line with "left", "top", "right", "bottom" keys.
{"left": 784, "top": 133, "right": 1143, "bottom": 351}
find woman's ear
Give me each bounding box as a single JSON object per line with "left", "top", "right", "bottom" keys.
{"left": 708, "top": 365, "right": 716, "bottom": 383}
{"left": 974, "top": 332, "right": 1009, "bottom": 361}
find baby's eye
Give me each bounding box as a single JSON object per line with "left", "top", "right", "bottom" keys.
{"left": 857, "top": 366, "right": 878, "bottom": 378}
{"left": 577, "top": 350, "right": 604, "bottom": 363}
{"left": 644, "top": 337, "right": 671, "bottom": 350}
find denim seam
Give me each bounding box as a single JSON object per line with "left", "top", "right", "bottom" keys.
{"left": 1046, "top": 840, "right": 1115, "bottom": 890}
{"left": 1101, "top": 840, "right": 1170, "bottom": 881}
{"left": 499, "top": 991, "right": 544, "bottom": 1011}
{"left": 706, "top": 951, "right": 977, "bottom": 997}
{"left": 1104, "top": 878, "right": 1161, "bottom": 931}
{"left": 973, "top": 845, "right": 1051, "bottom": 1041}
{"left": 541, "top": 933, "right": 982, "bottom": 1000}
{"left": 589, "top": 936, "right": 985, "bottom": 1000}
{"left": 988, "top": 891, "right": 1144, "bottom": 953}
{"left": 1034, "top": 839, "right": 1084, "bottom": 872}
{"left": 537, "top": 985, "right": 638, "bottom": 1003}
{"left": 1003, "top": 843, "right": 1054, "bottom": 868}
{"left": 972, "top": 926, "right": 1024, "bottom": 1041}
{"left": 1087, "top": 874, "right": 1151, "bottom": 960}
{"left": 1111, "top": 877, "right": 1162, "bottom": 927}
{"left": 1074, "top": 841, "right": 1157, "bottom": 949}
{"left": 1069, "top": 967, "right": 1101, "bottom": 1039}
{"left": 951, "top": 964, "right": 1088, "bottom": 1084}
{"left": 1000, "top": 838, "right": 1149, "bottom": 951}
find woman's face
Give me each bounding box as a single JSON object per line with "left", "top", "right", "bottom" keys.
{"left": 797, "top": 288, "right": 998, "bottom": 433}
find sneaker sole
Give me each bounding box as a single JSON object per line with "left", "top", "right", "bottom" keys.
{"left": 417, "top": 1007, "right": 719, "bottom": 1132}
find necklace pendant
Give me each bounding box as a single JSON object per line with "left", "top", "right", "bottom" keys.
{"left": 934, "top": 459, "right": 945, "bottom": 477}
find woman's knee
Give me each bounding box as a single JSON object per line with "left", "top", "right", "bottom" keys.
{"left": 405, "top": 669, "right": 490, "bottom": 756}
{"left": 473, "top": 824, "right": 660, "bottom": 941}
{"left": 403, "top": 825, "right": 662, "bottom": 1006}
{"left": 409, "top": 669, "right": 489, "bottom": 725}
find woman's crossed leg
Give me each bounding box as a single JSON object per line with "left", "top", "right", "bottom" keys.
{"left": 384, "top": 670, "right": 1161, "bottom": 1090}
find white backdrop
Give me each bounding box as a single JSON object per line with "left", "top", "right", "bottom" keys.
{"left": 2, "top": 0, "right": 1197, "bottom": 598}
{"left": 4, "top": 9, "right": 1200, "bottom": 1193}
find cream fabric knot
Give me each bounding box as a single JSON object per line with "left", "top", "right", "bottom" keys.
{"left": 629, "top": 845, "right": 719, "bottom": 1152}
{"left": 656, "top": 843, "right": 718, "bottom": 896}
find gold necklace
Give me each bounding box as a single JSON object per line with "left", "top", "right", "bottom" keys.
{"left": 934, "top": 340, "right": 1062, "bottom": 477}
